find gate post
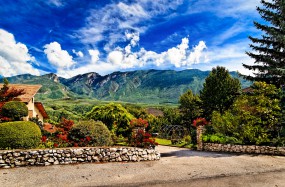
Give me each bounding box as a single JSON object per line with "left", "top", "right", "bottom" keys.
{"left": 196, "top": 125, "right": 204, "bottom": 151}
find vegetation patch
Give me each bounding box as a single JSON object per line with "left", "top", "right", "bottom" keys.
{"left": 0, "top": 121, "right": 42, "bottom": 149}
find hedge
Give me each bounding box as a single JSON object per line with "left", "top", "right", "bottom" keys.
{"left": 0, "top": 121, "right": 42, "bottom": 149}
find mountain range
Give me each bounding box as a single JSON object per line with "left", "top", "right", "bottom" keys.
{"left": 1, "top": 69, "right": 251, "bottom": 104}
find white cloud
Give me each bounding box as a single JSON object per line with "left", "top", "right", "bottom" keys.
{"left": 187, "top": 0, "right": 260, "bottom": 18}
{"left": 117, "top": 2, "right": 149, "bottom": 18}
{"left": 107, "top": 51, "right": 124, "bottom": 65}
{"left": 166, "top": 37, "right": 189, "bottom": 67}
{"left": 213, "top": 22, "right": 248, "bottom": 46}
{"left": 47, "top": 0, "right": 63, "bottom": 7}
{"left": 188, "top": 41, "right": 208, "bottom": 64}
{"left": 125, "top": 31, "right": 140, "bottom": 47}
{"left": 0, "top": 29, "right": 40, "bottom": 77}
{"left": 57, "top": 62, "right": 119, "bottom": 78}
{"left": 57, "top": 36, "right": 209, "bottom": 78}
{"left": 72, "top": 49, "right": 84, "bottom": 57}
{"left": 78, "top": 0, "right": 183, "bottom": 48}
{"left": 44, "top": 42, "right": 75, "bottom": 69}
{"left": 198, "top": 40, "right": 255, "bottom": 76}
{"left": 104, "top": 37, "right": 207, "bottom": 70}
{"left": 88, "top": 49, "right": 100, "bottom": 64}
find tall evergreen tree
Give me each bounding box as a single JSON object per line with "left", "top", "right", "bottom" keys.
{"left": 242, "top": 0, "right": 285, "bottom": 88}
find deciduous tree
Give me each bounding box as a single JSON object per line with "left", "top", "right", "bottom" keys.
{"left": 200, "top": 66, "right": 241, "bottom": 119}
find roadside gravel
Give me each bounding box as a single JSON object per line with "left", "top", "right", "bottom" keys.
{"left": 1, "top": 145, "right": 285, "bottom": 186}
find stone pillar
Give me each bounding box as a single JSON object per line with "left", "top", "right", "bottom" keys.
{"left": 196, "top": 125, "right": 204, "bottom": 151}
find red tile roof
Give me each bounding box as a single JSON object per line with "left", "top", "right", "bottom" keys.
{"left": 35, "top": 102, "right": 49, "bottom": 119}
{"left": 43, "top": 123, "right": 57, "bottom": 133}
{"left": 0, "top": 84, "right": 42, "bottom": 103}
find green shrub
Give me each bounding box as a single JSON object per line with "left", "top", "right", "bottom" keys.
{"left": 0, "top": 121, "right": 42, "bottom": 149}
{"left": 202, "top": 134, "right": 242, "bottom": 144}
{"left": 68, "top": 120, "right": 113, "bottom": 146}
{"left": 1, "top": 101, "right": 28, "bottom": 121}
{"left": 210, "top": 82, "right": 282, "bottom": 145}
{"left": 85, "top": 103, "right": 134, "bottom": 137}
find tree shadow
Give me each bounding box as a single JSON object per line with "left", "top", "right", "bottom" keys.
{"left": 160, "top": 149, "right": 237, "bottom": 158}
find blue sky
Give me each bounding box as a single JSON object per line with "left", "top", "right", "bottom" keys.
{"left": 0, "top": 0, "right": 262, "bottom": 78}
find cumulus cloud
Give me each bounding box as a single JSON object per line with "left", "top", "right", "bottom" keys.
{"left": 44, "top": 42, "right": 75, "bottom": 69}
{"left": 107, "top": 51, "right": 124, "bottom": 65}
{"left": 104, "top": 37, "right": 208, "bottom": 70}
{"left": 72, "top": 49, "right": 84, "bottom": 57}
{"left": 88, "top": 49, "right": 100, "bottom": 64}
{"left": 188, "top": 41, "right": 208, "bottom": 64}
{"left": 125, "top": 31, "right": 140, "bottom": 47}
{"left": 0, "top": 29, "right": 40, "bottom": 77}
{"left": 56, "top": 36, "right": 209, "bottom": 78}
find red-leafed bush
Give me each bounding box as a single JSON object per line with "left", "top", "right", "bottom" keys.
{"left": 129, "top": 129, "right": 158, "bottom": 149}
{"left": 193, "top": 117, "right": 208, "bottom": 127}
{"left": 130, "top": 118, "right": 148, "bottom": 128}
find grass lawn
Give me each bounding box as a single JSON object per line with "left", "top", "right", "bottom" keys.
{"left": 155, "top": 138, "right": 194, "bottom": 149}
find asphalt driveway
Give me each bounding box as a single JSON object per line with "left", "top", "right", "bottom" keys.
{"left": 1, "top": 145, "right": 285, "bottom": 186}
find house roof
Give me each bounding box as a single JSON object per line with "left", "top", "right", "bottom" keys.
{"left": 35, "top": 102, "right": 49, "bottom": 119}
{"left": 43, "top": 123, "right": 57, "bottom": 133}
{"left": 146, "top": 108, "right": 164, "bottom": 117}
{"left": 0, "top": 84, "right": 42, "bottom": 102}
{"left": 242, "top": 87, "right": 253, "bottom": 93}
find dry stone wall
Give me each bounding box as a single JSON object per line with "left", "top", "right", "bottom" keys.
{"left": 203, "top": 143, "right": 285, "bottom": 156}
{"left": 0, "top": 147, "right": 160, "bottom": 169}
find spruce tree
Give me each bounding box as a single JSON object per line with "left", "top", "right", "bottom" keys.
{"left": 242, "top": 0, "right": 285, "bottom": 88}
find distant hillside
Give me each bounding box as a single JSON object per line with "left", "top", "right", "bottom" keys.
{"left": 2, "top": 73, "right": 79, "bottom": 100}
{"left": 0, "top": 69, "right": 251, "bottom": 104}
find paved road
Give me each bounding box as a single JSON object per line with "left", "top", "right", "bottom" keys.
{"left": 1, "top": 146, "right": 285, "bottom": 186}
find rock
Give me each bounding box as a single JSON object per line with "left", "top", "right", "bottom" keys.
{"left": 45, "top": 162, "right": 51, "bottom": 166}
{"left": 110, "top": 148, "right": 117, "bottom": 152}
{"left": 78, "top": 158, "right": 85, "bottom": 162}
{"left": 121, "top": 149, "right": 128, "bottom": 154}
{"left": 74, "top": 149, "right": 83, "bottom": 156}
{"left": 92, "top": 156, "right": 99, "bottom": 162}
{"left": 13, "top": 152, "right": 21, "bottom": 157}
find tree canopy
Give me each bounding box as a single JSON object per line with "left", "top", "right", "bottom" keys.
{"left": 85, "top": 103, "right": 134, "bottom": 137}
{"left": 211, "top": 82, "right": 282, "bottom": 145}
{"left": 179, "top": 90, "right": 202, "bottom": 125}
{"left": 200, "top": 66, "right": 241, "bottom": 119}
{"left": 242, "top": 0, "right": 285, "bottom": 88}
{"left": 0, "top": 78, "right": 25, "bottom": 102}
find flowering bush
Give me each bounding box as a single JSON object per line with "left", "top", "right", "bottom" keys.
{"left": 39, "top": 119, "right": 113, "bottom": 148}
{"left": 129, "top": 129, "right": 158, "bottom": 149}
{"left": 0, "top": 116, "right": 11, "bottom": 123}
{"left": 193, "top": 117, "right": 208, "bottom": 127}
{"left": 130, "top": 118, "right": 148, "bottom": 128}
{"left": 68, "top": 120, "right": 113, "bottom": 147}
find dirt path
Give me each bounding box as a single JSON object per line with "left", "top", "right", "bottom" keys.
{"left": 1, "top": 146, "right": 285, "bottom": 186}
